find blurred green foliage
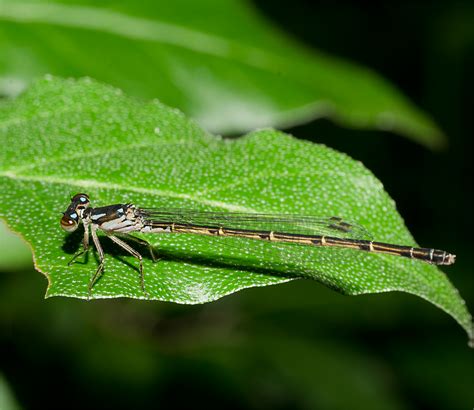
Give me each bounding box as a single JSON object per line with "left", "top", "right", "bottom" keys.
{"left": 0, "top": 1, "right": 473, "bottom": 410}
{"left": 0, "top": 0, "right": 444, "bottom": 146}
{"left": 0, "top": 220, "right": 31, "bottom": 271}
{"left": 0, "top": 374, "right": 20, "bottom": 410}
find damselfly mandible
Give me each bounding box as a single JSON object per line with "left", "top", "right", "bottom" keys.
{"left": 60, "top": 193, "right": 456, "bottom": 297}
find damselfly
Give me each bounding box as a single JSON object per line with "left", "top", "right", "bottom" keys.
{"left": 61, "top": 193, "right": 456, "bottom": 296}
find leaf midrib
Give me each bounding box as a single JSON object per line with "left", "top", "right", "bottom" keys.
{"left": 1, "top": 169, "right": 374, "bottom": 213}
{"left": 3, "top": 139, "right": 193, "bottom": 173}
{"left": 0, "top": 172, "right": 258, "bottom": 212}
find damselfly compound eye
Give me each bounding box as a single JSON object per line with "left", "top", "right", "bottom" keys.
{"left": 61, "top": 215, "right": 78, "bottom": 232}
{"left": 71, "top": 193, "right": 90, "bottom": 204}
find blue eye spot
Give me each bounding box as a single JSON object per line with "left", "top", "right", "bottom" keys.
{"left": 70, "top": 213, "right": 78, "bottom": 219}
{"left": 80, "top": 197, "right": 86, "bottom": 202}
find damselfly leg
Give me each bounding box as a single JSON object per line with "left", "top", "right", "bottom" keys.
{"left": 116, "top": 234, "right": 160, "bottom": 263}
{"left": 88, "top": 223, "right": 106, "bottom": 298}
{"left": 67, "top": 220, "right": 90, "bottom": 266}
{"left": 107, "top": 234, "right": 149, "bottom": 297}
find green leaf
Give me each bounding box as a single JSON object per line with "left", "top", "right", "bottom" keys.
{"left": 0, "top": 0, "right": 443, "bottom": 147}
{"left": 0, "top": 77, "right": 470, "bottom": 342}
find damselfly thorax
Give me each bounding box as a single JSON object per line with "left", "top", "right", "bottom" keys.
{"left": 61, "top": 193, "right": 456, "bottom": 297}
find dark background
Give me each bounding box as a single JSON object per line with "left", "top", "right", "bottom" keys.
{"left": 1, "top": 1, "right": 472, "bottom": 409}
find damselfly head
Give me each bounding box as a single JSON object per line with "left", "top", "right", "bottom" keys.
{"left": 61, "top": 193, "right": 89, "bottom": 231}
{"left": 60, "top": 212, "right": 78, "bottom": 232}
